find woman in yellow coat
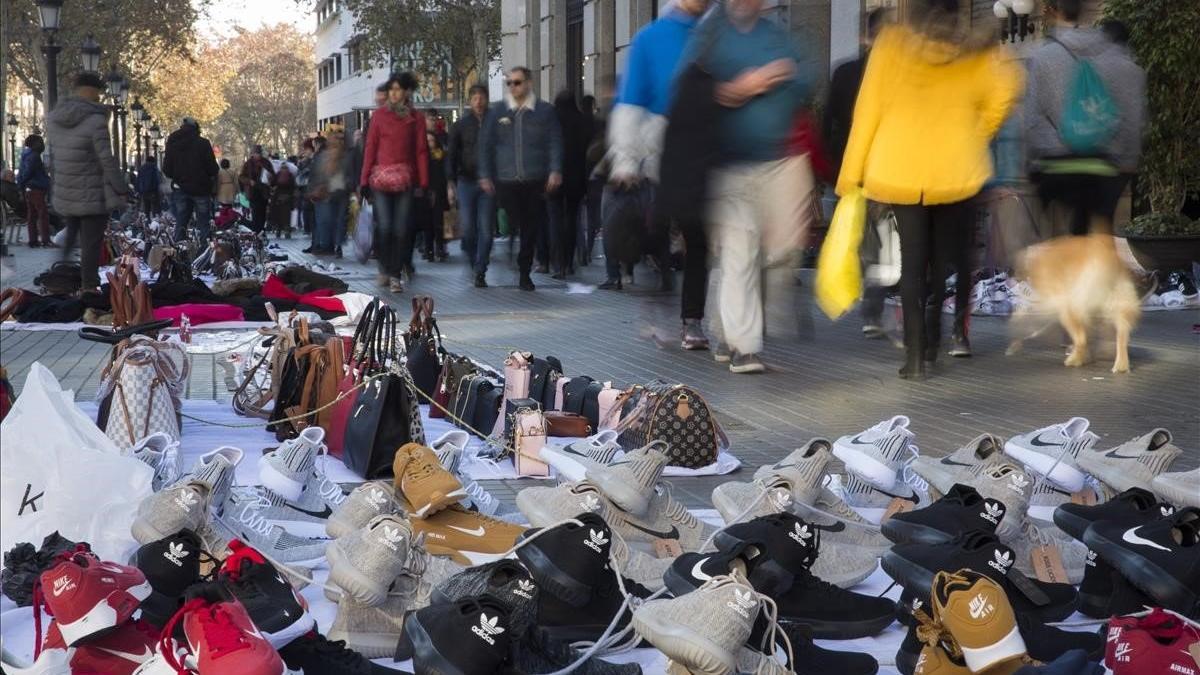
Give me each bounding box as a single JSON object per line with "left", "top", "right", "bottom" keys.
{"left": 836, "top": 0, "right": 1022, "bottom": 380}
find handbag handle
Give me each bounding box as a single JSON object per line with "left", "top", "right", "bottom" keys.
{"left": 350, "top": 299, "right": 380, "bottom": 364}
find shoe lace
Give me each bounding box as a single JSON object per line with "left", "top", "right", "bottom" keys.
{"left": 751, "top": 592, "right": 795, "bottom": 675}
{"left": 901, "top": 445, "right": 929, "bottom": 495}
{"left": 463, "top": 479, "right": 498, "bottom": 513}
{"left": 912, "top": 603, "right": 964, "bottom": 663}
{"left": 198, "top": 603, "right": 251, "bottom": 658}
{"left": 225, "top": 490, "right": 277, "bottom": 539}
{"left": 161, "top": 598, "right": 208, "bottom": 674}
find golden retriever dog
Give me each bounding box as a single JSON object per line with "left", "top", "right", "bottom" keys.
{"left": 1007, "top": 233, "right": 1140, "bottom": 373}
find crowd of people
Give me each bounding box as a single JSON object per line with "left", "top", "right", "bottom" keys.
{"left": 3, "top": 0, "right": 1148, "bottom": 381}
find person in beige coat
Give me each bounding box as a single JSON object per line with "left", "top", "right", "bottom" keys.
{"left": 215, "top": 159, "right": 238, "bottom": 206}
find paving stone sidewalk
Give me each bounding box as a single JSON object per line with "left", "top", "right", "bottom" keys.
{"left": 2, "top": 235, "right": 1197, "bottom": 508}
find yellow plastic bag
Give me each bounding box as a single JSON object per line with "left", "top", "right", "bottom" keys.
{"left": 815, "top": 189, "right": 867, "bottom": 319}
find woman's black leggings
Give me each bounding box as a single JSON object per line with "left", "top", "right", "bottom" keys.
{"left": 891, "top": 200, "right": 975, "bottom": 357}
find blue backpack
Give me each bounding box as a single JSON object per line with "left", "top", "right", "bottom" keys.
{"left": 1054, "top": 38, "right": 1120, "bottom": 155}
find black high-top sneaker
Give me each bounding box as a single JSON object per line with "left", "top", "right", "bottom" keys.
{"left": 882, "top": 484, "right": 1007, "bottom": 545}
{"left": 515, "top": 512, "right": 612, "bottom": 607}
{"left": 537, "top": 567, "right": 653, "bottom": 645}
{"left": 405, "top": 594, "right": 513, "bottom": 674}
{"left": 432, "top": 559, "right": 540, "bottom": 637}
{"left": 215, "top": 539, "right": 315, "bottom": 648}
{"left": 711, "top": 512, "right": 823, "bottom": 596}
{"left": 132, "top": 528, "right": 215, "bottom": 628}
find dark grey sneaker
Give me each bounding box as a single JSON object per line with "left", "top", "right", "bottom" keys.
{"left": 431, "top": 559, "right": 540, "bottom": 636}
{"left": 681, "top": 319, "right": 710, "bottom": 351}
{"left": 713, "top": 343, "right": 732, "bottom": 363}
{"left": 729, "top": 352, "right": 766, "bottom": 374}
{"left": 948, "top": 333, "right": 972, "bottom": 358}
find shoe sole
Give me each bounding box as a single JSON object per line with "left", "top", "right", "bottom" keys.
{"left": 880, "top": 519, "right": 955, "bottom": 546}
{"left": 1077, "top": 590, "right": 1111, "bottom": 619}
{"left": 832, "top": 442, "right": 901, "bottom": 494}
{"left": 713, "top": 354, "right": 731, "bottom": 363}
{"left": 728, "top": 363, "right": 765, "bottom": 374}
{"left": 261, "top": 516, "right": 333, "bottom": 539}
{"left": 263, "top": 609, "right": 316, "bottom": 650}
{"left": 587, "top": 469, "right": 652, "bottom": 516}
{"left": 57, "top": 580, "right": 152, "bottom": 646}
{"left": 1002, "top": 441, "right": 1087, "bottom": 493}
{"left": 948, "top": 349, "right": 971, "bottom": 358}
{"left": 536, "top": 447, "right": 601, "bottom": 484}
{"left": 514, "top": 542, "right": 593, "bottom": 607}
{"left": 778, "top": 609, "right": 896, "bottom": 641}
{"left": 681, "top": 341, "right": 710, "bottom": 351}
{"left": 411, "top": 488, "right": 468, "bottom": 519}
{"left": 325, "top": 628, "right": 402, "bottom": 660}
{"left": 405, "top": 613, "right": 469, "bottom": 675}
{"left": 259, "top": 462, "right": 306, "bottom": 502}
{"left": 631, "top": 609, "right": 736, "bottom": 675}
{"left": 131, "top": 515, "right": 201, "bottom": 546}
{"left": 1050, "top": 506, "right": 1093, "bottom": 543}
{"left": 325, "top": 542, "right": 391, "bottom": 606}
{"left": 423, "top": 543, "right": 508, "bottom": 568}
{"left": 1082, "top": 527, "right": 1197, "bottom": 616}
{"left": 880, "top": 551, "right": 937, "bottom": 604}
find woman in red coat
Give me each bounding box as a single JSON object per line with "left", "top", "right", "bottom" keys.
{"left": 360, "top": 72, "right": 429, "bottom": 293}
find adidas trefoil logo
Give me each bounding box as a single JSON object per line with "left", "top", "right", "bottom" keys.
{"left": 767, "top": 488, "right": 793, "bottom": 511}
{"left": 471, "top": 613, "right": 505, "bottom": 645}
{"left": 512, "top": 578, "right": 536, "bottom": 600}
{"left": 968, "top": 592, "right": 994, "bottom": 619}
{"left": 579, "top": 494, "right": 600, "bottom": 513}
{"left": 726, "top": 588, "right": 757, "bottom": 620}
{"left": 163, "top": 541, "right": 189, "bottom": 567}
{"left": 583, "top": 528, "right": 608, "bottom": 554}
{"left": 366, "top": 488, "right": 388, "bottom": 510}
{"left": 174, "top": 490, "right": 199, "bottom": 511}
{"left": 987, "top": 549, "right": 1013, "bottom": 574}
{"left": 1161, "top": 505, "right": 1175, "bottom": 517}
{"left": 1085, "top": 550, "right": 1098, "bottom": 568}
{"left": 979, "top": 501, "right": 1004, "bottom": 526}
{"left": 51, "top": 575, "right": 76, "bottom": 597}
{"left": 378, "top": 525, "right": 405, "bottom": 552}
{"left": 1007, "top": 473, "right": 1030, "bottom": 494}
{"left": 788, "top": 523, "right": 813, "bottom": 546}
{"left": 1113, "top": 642, "right": 1132, "bottom": 662}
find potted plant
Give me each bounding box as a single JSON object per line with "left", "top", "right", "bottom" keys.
{"left": 1106, "top": 0, "right": 1200, "bottom": 271}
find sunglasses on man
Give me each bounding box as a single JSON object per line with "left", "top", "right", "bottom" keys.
{"left": 505, "top": 79, "right": 526, "bottom": 87}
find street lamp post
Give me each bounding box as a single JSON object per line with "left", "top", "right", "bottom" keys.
{"left": 36, "top": 0, "right": 64, "bottom": 111}
{"left": 149, "top": 122, "right": 161, "bottom": 160}
{"left": 6, "top": 115, "right": 17, "bottom": 171}
{"left": 118, "top": 80, "right": 129, "bottom": 171}
{"left": 105, "top": 68, "right": 122, "bottom": 161}
{"left": 130, "top": 98, "right": 144, "bottom": 165}
{"left": 994, "top": 0, "right": 1035, "bottom": 43}
{"left": 80, "top": 34, "right": 102, "bottom": 73}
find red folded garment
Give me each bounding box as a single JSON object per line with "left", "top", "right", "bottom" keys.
{"left": 261, "top": 274, "right": 346, "bottom": 314}
{"left": 153, "top": 303, "right": 245, "bottom": 326}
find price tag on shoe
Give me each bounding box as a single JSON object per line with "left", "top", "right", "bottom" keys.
{"left": 1030, "top": 544, "right": 1069, "bottom": 584}
{"left": 1069, "top": 487, "right": 1098, "bottom": 506}
{"left": 653, "top": 538, "right": 684, "bottom": 559}
{"left": 881, "top": 497, "right": 915, "bottom": 522}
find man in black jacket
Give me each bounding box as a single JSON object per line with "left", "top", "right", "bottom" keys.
{"left": 448, "top": 84, "right": 495, "bottom": 287}
{"left": 162, "top": 117, "right": 218, "bottom": 241}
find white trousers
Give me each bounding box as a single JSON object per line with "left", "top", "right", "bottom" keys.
{"left": 707, "top": 155, "right": 815, "bottom": 356}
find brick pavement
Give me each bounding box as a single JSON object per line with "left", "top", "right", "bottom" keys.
{"left": 2, "top": 235, "right": 1197, "bottom": 508}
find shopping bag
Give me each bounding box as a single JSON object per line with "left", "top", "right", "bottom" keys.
{"left": 354, "top": 202, "right": 374, "bottom": 263}
{"left": 443, "top": 208, "right": 460, "bottom": 240}
{"left": 815, "top": 189, "right": 867, "bottom": 319}
{"left": 1, "top": 364, "right": 153, "bottom": 562}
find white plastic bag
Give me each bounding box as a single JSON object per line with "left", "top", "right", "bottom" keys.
{"left": 865, "top": 209, "right": 901, "bottom": 287}
{"left": 0, "top": 364, "right": 153, "bottom": 562}
{"left": 354, "top": 201, "right": 374, "bottom": 263}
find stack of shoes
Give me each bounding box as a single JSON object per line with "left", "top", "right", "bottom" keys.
{"left": 910, "top": 434, "right": 1007, "bottom": 500}
{"left": 394, "top": 442, "right": 526, "bottom": 564}
{"left": 129, "top": 431, "right": 182, "bottom": 491}
{"left": 1104, "top": 607, "right": 1200, "bottom": 675}
{"left": 430, "top": 430, "right": 521, "bottom": 521}
{"left": 133, "top": 529, "right": 220, "bottom": 628}
{"left": 832, "top": 417, "right": 923, "bottom": 524}
{"left": 666, "top": 513, "right": 893, "bottom": 662}
{"left": 252, "top": 427, "right": 349, "bottom": 537}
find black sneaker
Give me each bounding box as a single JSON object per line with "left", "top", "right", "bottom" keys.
{"left": 511, "top": 625, "right": 643, "bottom": 674}
{"left": 1053, "top": 487, "right": 1175, "bottom": 543}
{"left": 519, "top": 275, "right": 536, "bottom": 292}
{"left": 597, "top": 278, "right": 622, "bottom": 290}
{"left": 515, "top": 512, "right": 611, "bottom": 607}
{"left": 133, "top": 529, "right": 215, "bottom": 628}
{"left": 474, "top": 273, "right": 488, "bottom": 288}
{"left": 883, "top": 530, "right": 1078, "bottom": 622}
{"left": 537, "top": 567, "right": 652, "bottom": 644}
{"left": 279, "top": 631, "right": 393, "bottom": 674}
{"left": 216, "top": 539, "right": 315, "bottom": 647}
{"left": 432, "top": 559, "right": 540, "bottom": 636}
{"left": 405, "top": 594, "right": 513, "bottom": 674}
{"left": 711, "top": 513, "right": 822, "bottom": 596}
{"left": 882, "top": 484, "right": 1007, "bottom": 545}
{"left": 1083, "top": 506, "right": 1200, "bottom": 616}
{"left": 1077, "top": 550, "right": 1157, "bottom": 619}
{"left": 778, "top": 622, "right": 880, "bottom": 675}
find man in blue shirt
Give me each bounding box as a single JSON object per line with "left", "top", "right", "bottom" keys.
{"left": 602, "top": 0, "right": 713, "bottom": 352}
{"left": 691, "top": 0, "right": 814, "bottom": 374}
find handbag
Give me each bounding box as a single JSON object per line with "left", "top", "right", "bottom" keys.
{"left": 561, "top": 376, "right": 595, "bottom": 415}
{"left": 108, "top": 259, "right": 154, "bottom": 331}
{"left": 369, "top": 163, "right": 414, "bottom": 193}
{"left": 404, "top": 296, "right": 443, "bottom": 400}
{"left": 513, "top": 408, "right": 549, "bottom": 477}
{"left": 97, "top": 335, "right": 189, "bottom": 431}
{"left": 504, "top": 398, "right": 541, "bottom": 440}
{"left": 545, "top": 411, "right": 591, "bottom": 438}
{"left": 452, "top": 375, "right": 493, "bottom": 429}
{"left": 614, "top": 380, "right": 725, "bottom": 469}
{"left": 596, "top": 383, "right": 624, "bottom": 431}
{"left": 579, "top": 380, "right": 606, "bottom": 431}
{"left": 342, "top": 365, "right": 426, "bottom": 478}
{"left": 327, "top": 300, "right": 389, "bottom": 457}
{"left": 232, "top": 306, "right": 303, "bottom": 420}
{"left": 103, "top": 344, "right": 182, "bottom": 452}
{"left": 431, "top": 353, "right": 477, "bottom": 419}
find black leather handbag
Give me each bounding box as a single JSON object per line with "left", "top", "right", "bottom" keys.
{"left": 526, "top": 355, "right": 562, "bottom": 406}
{"left": 562, "top": 376, "right": 595, "bottom": 415}
{"left": 580, "top": 380, "right": 605, "bottom": 431}
{"left": 404, "top": 295, "right": 442, "bottom": 399}
{"left": 542, "top": 372, "right": 561, "bottom": 412}
{"left": 474, "top": 387, "right": 503, "bottom": 436}
{"left": 452, "top": 375, "right": 497, "bottom": 433}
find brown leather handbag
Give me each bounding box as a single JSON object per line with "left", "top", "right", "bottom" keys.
{"left": 107, "top": 259, "right": 154, "bottom": 330}
{"left": 545, "top": 411, "right": 591, "bottom": 438}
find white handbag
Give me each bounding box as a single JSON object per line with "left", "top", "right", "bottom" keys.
{"left": 104, "top": 345, "right": 182, "bottom": 452}
{"left": 513, "top": 408, "right": 549, "bottom": 477}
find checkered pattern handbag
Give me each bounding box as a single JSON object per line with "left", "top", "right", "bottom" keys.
{"left": 105, "top": 349, "right": 181, "bottom": 452}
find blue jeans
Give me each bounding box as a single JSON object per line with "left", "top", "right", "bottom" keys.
{"left": 313, "top": 194, "right": 348, "bottom": 251}
{"left": 373, "top": 190, "right": 414, "bottom": 278}
{"left": 457, "top": 179, "right": 494, "bottom": 275}
{"left": 172, "top": 191, "right": 212, "bottom": 241}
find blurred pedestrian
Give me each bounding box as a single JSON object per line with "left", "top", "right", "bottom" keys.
{"left": 215, "top": 158, "right": 238, "bottom": 207}
{"left": 478, "top": 66, "right": 563, "bottom": 292}
{"left": 416, "top": 130, "right": 449, "bottom": 262}
{"left": 548, "top": 91, "right": 587, "bottom": 279}
{"left": 2, "top": 170, "right": 27, "bottom": 223}
{"left": 449, "top": 84, "right": 494, "bottom": 287}
{"left": 361, "top": 72, "right": 429, "bottom": 293}
{"left": 837, "top": 0, "right": 1021, "bottom": 379}
{"left": 582, "top": 79, "right": 613, "bottom": 267}
{"left": 296, "top": 138, "right": 316, "bottom": 234}
{"left": 239, "top": 145, "right": 275, "bottom": 232}
{"left": 17, "top": 134, "right": 52, "bottom": 247}
{"left": 162, "top": 117, "right": 218, "bottom": 241}
{"left": 136, "top": 155, "right": 162, "bottom": 217}
{"left": 1025, "top": 0, "right": 1145, "bottom": 236}
{"left": 45, "top": 71, "right": 127, "bottom": 292}
{"left": 269, "top": 156, "right": 297, "bottom": 238}
{"left": 309, "top": 129, "right": 354, "bottom": 257}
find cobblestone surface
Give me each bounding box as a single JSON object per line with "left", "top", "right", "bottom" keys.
{"left": 2, "top": 234, "right": 1197, "bottom": 508}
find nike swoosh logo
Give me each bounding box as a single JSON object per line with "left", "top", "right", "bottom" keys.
{"left": 626, "top": 522, "right": 680, "bottom": 540}
{"left": 939, "top": 457, "right": 974, "bottom": 467}
{"left": 561, "top": 446, "right": 595, "bottom": 459}
{"left": 1103, "top": 450, "right": 1143, "bottom": 460}
{"left": 814, "top": 521, "right": 847, "bottom": 533}
{"left": 1029, "top": 434, "right": 1064, "bottom": 448}
{"left": 449, "top": 525, "right": 487, "bottom": 537}
{"left": 286, "top": 504, "right": 333, "bottom": 519}
{"left": 94, "top": 646, "right": 153, "bottom": 662}
{"left": 846, "top": 434, "right": 875, "bottom": 447}
{"left": 1121, "top": 526, "right": 1170, "bottom": 552}
{"left": 770, "top": 462, "right": 797, "bottom": 471}
{"left": 690, "top": 557, "right": 713, "bottom": 582}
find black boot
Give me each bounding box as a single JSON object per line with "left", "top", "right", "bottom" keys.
{"left": 899, "top": 352, "right": 927, "bottom": 381}
{"left": 519, "top": 274, "right": 536, "bottom": 291}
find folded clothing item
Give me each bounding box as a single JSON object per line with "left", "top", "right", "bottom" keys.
{"left": 153, "top": 303, "right": 245, "bottom": 326}
{"left": 262, "top": 274, "right": 346, "bottom": 314}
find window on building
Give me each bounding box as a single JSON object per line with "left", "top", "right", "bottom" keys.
{"left": 348, "top": 41, "right": 362, "bottom": 74}
{"left": 335, "top": 54, "right": 342, "bottom": 81}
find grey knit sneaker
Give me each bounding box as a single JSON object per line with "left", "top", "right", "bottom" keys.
{"left": 961, "top": 462, "right": 1033, "bottom": 541}
{"left": 517, "top": 481, "right": 613, "bottom": 527}
{"left": 327, "top": 481, "right": 403, "bottom": 540}
{"left": 326, "top": 514, "right": 415, "bottom": 606}
{"left": 729, "top": 352, "right": 766, "bottom": 374}
{"left": 432, "top": 559, "right": 540, "bottom": 636}
{"left": 260, "top": 426, "right": 326, "bottom": 501}
{"left": 1077, "top": 428, "right": 1182, "bottom": 494}
{"left": 752, "top": 438, "right": 835, "bottom": 504}
{"left": 606, "top": 488, "right": 717, "bottom": 552}
{"left": 712, "top": 476, "right": 797, "bottom": 525}
{"left": 1151, "top": 467, "right": 1200, "bottom": 509}
{"left": 186, "top": 446, "right": 243, "bottom": 505}
{"left": 131, "top": 480, "right": 213, "bottom": 544}
{"left": 327, "top": 593, "right": 408, "bottom": 659}
{"left": 1008, "top": 520, "right": 1089, "bottom": 585}
{"left": 212, "top": 487, "right": 329, "bottom": 567}
{"left": 586, "top": 441, "right": 670, "bottom": 515}
{"left": 609, "top": 529, "right": 672, "bottom": 592}
{"left": 910, "top": 433, "right": 1006, "bottom": 498}
{"left": 245, "top": 478, "right": 345, "bottom": 540}
{"left": 130, "top": 432, "right": 181, "bottom": 491}
{"left": 633, "top": 572, "right": 760, "bottom": 674}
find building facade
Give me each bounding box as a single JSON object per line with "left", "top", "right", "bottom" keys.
{"left": 314, "top": 0, "right": 391, "bottom": 137}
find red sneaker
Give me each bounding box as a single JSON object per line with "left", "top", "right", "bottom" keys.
{"left": 1106, "top": 608, "right": 1200, "bottom": 675}
{"left": 157, "top": 597, "right": 287, "bottom": 674}
{"left": 10, "top": 619, "right": 156, "bottom": 675}
{"left": 35, "top": 548, "right": 152, "bottom": 649}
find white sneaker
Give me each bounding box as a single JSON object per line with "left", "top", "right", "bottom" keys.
{"left": 539, "top": 430, "right": 621, "bottom": 482}
{"left": 260, "top": 427, "right": 326, "bottom": 501}
{"left": 130, "top": 432, "right": 181, "bottom": 491}
{"left": 1076, "top": 428, "right": 1182, "bottom": 493}
{"left": 840, "top": 472, "right": 918, "bottom": 525}
{"left": 832, "top": 416, "right": 916, "bottom": 492}
{"left": 430, "top": 430, "right": 471, "bottom": 474}
{"left": 1004, "top": 418, "right": 1096, "bottom": 492}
